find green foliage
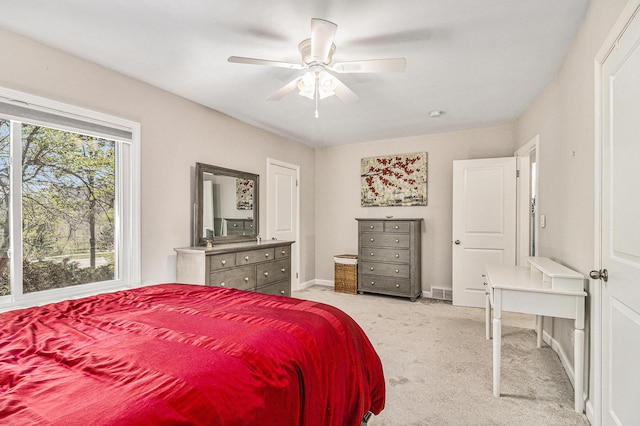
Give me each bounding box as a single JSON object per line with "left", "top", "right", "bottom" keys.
{"left": 0, "top": 259, "right": 114, "bottom": 295}
{"left": 0, "top": 120, "right": 117, "bottom": 294}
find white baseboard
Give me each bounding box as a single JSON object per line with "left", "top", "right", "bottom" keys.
{"left": 585, "top": 399, "right": 595, "bottom": 425}
{"left": 542, "top": 330, "right": 588, "bottom": 413}
{"left": 543, "top": 330, "right": 575, "bottom": 385}
{"left": 294, "top": 279, "right": 332, "bottom": 292}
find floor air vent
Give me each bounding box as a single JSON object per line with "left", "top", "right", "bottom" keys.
{"left": 430, "top": 287, "right": 453, "bottom": 301}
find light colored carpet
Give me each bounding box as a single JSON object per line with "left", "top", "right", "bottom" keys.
{"left": 293, "top": 286, "right": 590, "bottom": 426}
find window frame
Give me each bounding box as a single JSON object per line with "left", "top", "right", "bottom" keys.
{"left": 0, "top": 87, "right": 140, "bottom": 310}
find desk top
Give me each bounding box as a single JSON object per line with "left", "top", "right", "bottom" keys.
{"left": 485, "top": 264, "right": 587, "bottom": 296}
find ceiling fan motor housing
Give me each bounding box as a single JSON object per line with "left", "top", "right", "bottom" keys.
{"left": 298, "top": 38, "right": 336, "bottom": 65}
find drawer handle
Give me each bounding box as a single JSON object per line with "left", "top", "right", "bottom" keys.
{"left": 233, "top": 223, "right": 238, "bottom": 227}
{"left": 370, "top": 267, "right": 375, "bottom": 271}
{"left": 395, "top": 269, "right": 399, "bottom": 273}
{"left": 370, "top": 225, "right": 374, "bottom": 229}
{"left": 265, "top": 253, "right": 270, "bottom": 258}
{"left": 395, "top": 254, "right": 399, "bottom": 258}
{"left": 395, "top": 239, "right": 399, "bottom": 243}
{"left": 395, "top": 225, "right": 399, "bottom": 229}
{"left": 281, "top": 268, "right": 286, "bottom": 273}
{"left": 370, "top": 238, "right": 375, "bottom": 242}
{"left": 221, "top": 260, "right": 226, "bottom": 265}
{"left": 281, "top": 250, "right": 286, "bottom": 255}
{"left": 370, "top": 252, "right": 374, "bottom": 256}
{"left": 264, "top": 272, "right": 269, "bottom": 277}
{"left": 396, "top": 284, "right": 400, "bottom": 288}
{"left": 244, "top": 277, "right": 249, "bottom": 282}
{"left": 220, "top": 282, "right": 226, "bottom": 287}
{"left": 280, "top": 290, "right": 285, "bottom": 295}
{"left": 244, "top": 255, "right": 250, "bottom": 261}
{"left": 248, "top": 224, "right": 253, "bottom": 228}
{"left": 370, "top": 281, "right": 375, "bottom": 286}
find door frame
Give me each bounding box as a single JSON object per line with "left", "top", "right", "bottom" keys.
{"left": 515, "top": 135, "right": 540, "bottom": 266}
{"left": 266, "top": 158, "right": 301, "bottom": 291}
{"left": 593, "top": 2, "right": 640, "bottom": 423}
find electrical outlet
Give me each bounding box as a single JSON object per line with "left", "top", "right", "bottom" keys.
{"left": 540, "top": 214, "right": 546, "bottom": 228}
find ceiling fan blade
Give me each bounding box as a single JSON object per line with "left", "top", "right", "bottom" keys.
{"left": 267, "top": 77, "right": 301, "bottom": 101}
{"left": 228, "top": 56, "right": 304, "bottom": 70}
{"left": 332, "top": 58, "right": 407, "bottom": 73}
{"left": 310, "top": 18, "right": 337, "bottom": 64}
{"left": 332, "top": 77, "right": 359, "bottom": 103}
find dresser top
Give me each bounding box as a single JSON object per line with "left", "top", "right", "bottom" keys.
{"left": 175, "top": 240, "right": 293, "bottom": 255}
{"left": 356, "top": 218, "right": 424, "bottom": 221}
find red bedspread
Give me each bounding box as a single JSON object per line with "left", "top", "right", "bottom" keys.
{"left": 0, "top": 284, "right": 385, "bottom": 425}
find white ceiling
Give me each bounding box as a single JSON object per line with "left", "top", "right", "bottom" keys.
{"left": 0, "top": 0, "right": 590, "bottom": 147}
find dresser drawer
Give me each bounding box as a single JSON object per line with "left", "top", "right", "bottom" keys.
{"left": 275, "top": 245, "right": 290, "bottom": 259}
{"left": 209, "top": 253, "right": 236, "bottom": 271}
{"left": 361, "top": 233, "right": 411, "bottom": 248}
{"left": 236, "top": 248, "right": 275, "bottom": 265}
{"left": 359, "top": 221, "right": 384, "bottom": 233}
{"left": 360, "top": 261, "right": 410, "bottom": 278}
{"left": 361, "top": 247, "right": 410, "bottom": 263}
{"left": 359, "top": 275, "right": 411, "bottom": 295}
{"left": 257, "top": 259, "right": 290, "bottom": 286}
{"left": 209, "top": 266, "right": 255, "bottom": 290}
{"left": 258, "top": 280, "right": 290, "bottom": 297}
{"left": 384, "top": 221, "right": 411, "bottom": 233}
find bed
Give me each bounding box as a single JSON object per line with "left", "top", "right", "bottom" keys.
{"left": 0, "top": 284, "right": 385, "bottom": 425}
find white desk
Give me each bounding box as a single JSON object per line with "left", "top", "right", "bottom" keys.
{"left": 484, "top": 257, "right": 586, "bottom": 413}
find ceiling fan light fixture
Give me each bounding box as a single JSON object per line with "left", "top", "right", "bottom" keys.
{"left": 297, "top": 70, "right": 337, "bottom": 100}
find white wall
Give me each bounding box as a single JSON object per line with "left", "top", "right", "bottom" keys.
{"left": 0, "top": 30, "right": 317, "bottom": 286}
{"left": 314, "top": 124, "right": 515, "bottom": 292}
{"left": 514, "top": 0, "right": 627, "bottom": 415}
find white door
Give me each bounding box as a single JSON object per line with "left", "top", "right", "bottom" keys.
{"left": 452, "top": 157, "right": 516, "bottom": 307}
{"left": 599, "top": 6, "right": 640, "bottom": 424}
{"left": 267, "top": 159, "right": 299, "bottom": 290}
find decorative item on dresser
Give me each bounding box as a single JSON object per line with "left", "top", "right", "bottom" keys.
{"left": 356, "top": 218, "right": 423, "bottom": 301}
{"left": 175, "top": 240, "right": 293, "bottom": 296}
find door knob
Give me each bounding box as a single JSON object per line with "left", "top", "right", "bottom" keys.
{"left": 590, "top": 269, "right": 608, "bottom": 282}
{"left": 454, "top": 240, "right": 461, "bottom": 245}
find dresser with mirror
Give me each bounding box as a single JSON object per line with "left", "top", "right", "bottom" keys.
{"left": 175, "top": 163, "right": 293, "bottom": 296}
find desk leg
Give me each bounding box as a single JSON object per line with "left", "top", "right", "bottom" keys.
{"left": 485, "top": 292, "right": 491, "bottom": 340}
{"left": 574, "top": 328, "right": 585, "bottom": 413}
{"left": 535, "top": 315, "right": 543, "bottom": 348}
{"left": 492, "top": 314, "right": 501, "bottom": 397}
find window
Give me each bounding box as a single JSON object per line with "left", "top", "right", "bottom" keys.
{"left": 0, "top": 88, "right": 140, "bottom": 308}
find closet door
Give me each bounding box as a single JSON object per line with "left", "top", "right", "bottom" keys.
{"left": 452, "top": 157, "right": 516, "bottom": 308}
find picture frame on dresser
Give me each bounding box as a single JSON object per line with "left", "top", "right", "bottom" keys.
{"left": 356, "top": 218, "right": 423, "bottom": 301}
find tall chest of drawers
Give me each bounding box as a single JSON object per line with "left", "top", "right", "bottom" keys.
{"left": 356, "top": 218, "right": 422, "bottom": 301}
{"left": 175, "top": 240, "right": 293, "bottom": 296}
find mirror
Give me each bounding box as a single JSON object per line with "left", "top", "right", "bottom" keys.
{"left": 195, "top": 162, "right": 259, "bottom": 245}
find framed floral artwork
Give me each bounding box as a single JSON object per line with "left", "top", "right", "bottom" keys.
{"left": 236, "top": 178, "right": 254, "bottom": 210}
{"left": 361, "top": 152, "right": 427, "bottom": 207}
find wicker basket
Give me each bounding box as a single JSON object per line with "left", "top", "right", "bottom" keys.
{"left": 334, "top": 254, "right": 358, "bottom": 295}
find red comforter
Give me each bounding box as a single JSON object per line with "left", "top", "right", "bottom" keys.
{"left": 0, "top": 284, "right": 385, "bottom": 425}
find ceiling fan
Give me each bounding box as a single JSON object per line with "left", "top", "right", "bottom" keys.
{"left": 228, "top": 18, "right": 406, "bottom": 118}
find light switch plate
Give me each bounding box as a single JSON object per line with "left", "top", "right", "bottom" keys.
{"left": 540, "top": 214, "right": 546, "bottom": 228}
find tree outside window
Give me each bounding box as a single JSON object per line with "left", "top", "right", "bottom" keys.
{"left": 0, "top": 121, "right": 116, "bottom": 295}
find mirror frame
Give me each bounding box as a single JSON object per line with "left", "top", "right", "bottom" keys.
{"left": 194, "top": 162, "right": 259, "bottom": 246}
